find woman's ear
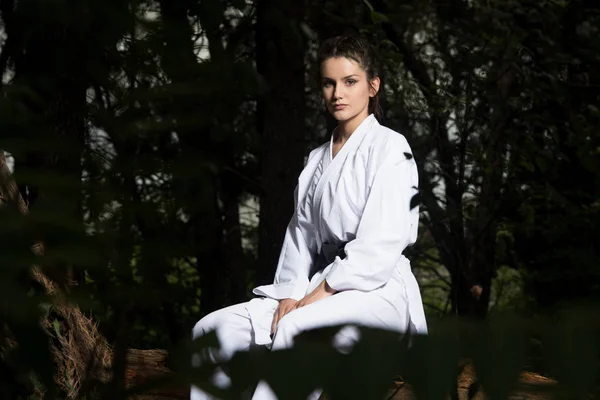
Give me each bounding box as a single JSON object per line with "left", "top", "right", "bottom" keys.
{"left": 369, "top": 76, "right": 380, "bottom": 97}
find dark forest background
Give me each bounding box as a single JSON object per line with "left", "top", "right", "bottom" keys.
{"left": 0, "top": 0, "right": 599, "bottom": 398}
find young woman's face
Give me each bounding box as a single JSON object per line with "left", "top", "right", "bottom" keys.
{"left": 320, "top": 57, "right": 379, "bottom": 124}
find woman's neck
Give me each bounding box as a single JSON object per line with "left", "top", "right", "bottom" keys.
{"left": 335, "top": 112, "right": 370, "bottom": 143}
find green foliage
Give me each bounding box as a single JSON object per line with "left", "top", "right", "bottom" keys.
{"left": 0, "top": 0, "right": 599, "bottom": 398}
{"left": 168, "top": 311, "right": 599, "bottom": 399}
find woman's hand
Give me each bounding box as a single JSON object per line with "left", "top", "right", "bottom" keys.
{"left": 295, "top": 280, "right": 337, "bottom": 310}
{"left": 271, "top": 298, "right": 298, "bottom": 335}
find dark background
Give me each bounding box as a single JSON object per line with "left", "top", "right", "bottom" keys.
{"left": 0, "top": 0, "right": 598, "bottom": 398}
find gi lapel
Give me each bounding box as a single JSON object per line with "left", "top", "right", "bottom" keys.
{"left": 311, "top": 115, "right": 376, "bottom": 248}
{"left": 295, "top": 145, "right": 326, "bottom": 213}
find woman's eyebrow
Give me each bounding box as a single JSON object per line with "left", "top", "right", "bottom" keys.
{"left": 322, "top": 74, "right": 359, "bottom": 80}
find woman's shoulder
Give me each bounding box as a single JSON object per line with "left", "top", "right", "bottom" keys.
{"left": 310, "top": 141, "right": 329, "bottom": 154}
{"left": 365, "top": 121, "right": 414, "bottom": 165}
{"left": 306, "top": 141, "right": 329, "bottom": 163}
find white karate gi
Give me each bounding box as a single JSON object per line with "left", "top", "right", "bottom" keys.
{"left": 191, "top": 114, "right": 427, "bottom": 400}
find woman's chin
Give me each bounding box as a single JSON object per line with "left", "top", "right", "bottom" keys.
{"left": 329, "top": 109, "right": 349, "bottom": 120}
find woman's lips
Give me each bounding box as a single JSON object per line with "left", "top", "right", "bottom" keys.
{"left": 334, "top": 104, "right": 347, "bottom": 110}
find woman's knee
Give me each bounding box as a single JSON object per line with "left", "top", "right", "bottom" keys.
{"left": 192, "top": 317, "right": 208, "bottom": 340}
{"left": 192, "top": 304, "right": 251, "bottom": 341}
{"left": 192, "top": 309, "right": 222, "bottom": 339}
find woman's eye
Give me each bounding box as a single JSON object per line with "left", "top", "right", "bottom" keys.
{"left": 322, "top": 81, "right": 333, "bottom": 88}
{"left": 346, "top": 79, "right": 356, "bottom": 85}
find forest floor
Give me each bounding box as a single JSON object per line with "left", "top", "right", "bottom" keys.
{"left": 125, "top": 349, "right": 559, "bottom": 400}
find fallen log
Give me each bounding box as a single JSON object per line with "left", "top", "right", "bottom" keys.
{"left": 383, "top": 360, "right": 558, "bottom": 400}
{"left": 123, "top": 349, "right": 557, "bottom": 400}
{"left": 125, "top": 349, "right": 187, "bottom": 399}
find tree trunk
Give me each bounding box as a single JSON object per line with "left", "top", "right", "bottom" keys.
{"left": 461, "top": 56, "right": 518, "bottom": 317}
{"left": 255, "top": 0, "right": 307, "bottom": 286}
{"left": 158, "top": 0, "right": 230, "bottom": 313}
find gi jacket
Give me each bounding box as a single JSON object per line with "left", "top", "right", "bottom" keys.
{"left": 250, "top": 115, "right": 427, "bottom": 343}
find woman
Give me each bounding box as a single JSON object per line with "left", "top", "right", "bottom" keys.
{"left": 191, "top": 35, "right": 427, "bottom": 400}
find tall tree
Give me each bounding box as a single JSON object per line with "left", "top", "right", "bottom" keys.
{"left": 255, "top": 0, "right": 307, "bottom": 286}
{"left": 366, "top": 0, "right": 599, "bottom": 316}
{"left": 507, "top": 0, "right": 600, "bottom": 310}
{"left": 158, "top": 0, "right": 256, "bottom": 311}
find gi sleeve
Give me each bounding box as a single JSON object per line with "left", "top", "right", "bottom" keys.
{"left": 271, "top": 184, "right": 316, "bottom": 300}
{"left": 253, "top": 146, "right": 325, "bottom": 301}
{"left": 324, "top": 153, "right": 419, "bottom": 292}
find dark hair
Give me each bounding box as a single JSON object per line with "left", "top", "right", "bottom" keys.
{"left": 317, "top": 36, "right": 383, "bottom": 119}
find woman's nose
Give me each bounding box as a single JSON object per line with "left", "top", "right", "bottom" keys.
{"left": 333, "top": 85, "right": 343, "bottom": 99}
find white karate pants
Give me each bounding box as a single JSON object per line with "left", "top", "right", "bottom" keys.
{"left": 190, "top": 286, "right": 410, "bottom": 400}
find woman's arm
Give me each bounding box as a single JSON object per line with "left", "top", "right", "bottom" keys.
{"left": 324, "top": 153, "right": 419, "bottom": 292}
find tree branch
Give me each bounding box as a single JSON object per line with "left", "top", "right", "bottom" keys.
{"left": 374, "top": 1, "right": 466, "bottom": 266}
{"left": 419, "top": 263, "right": 452, "bottom": 287}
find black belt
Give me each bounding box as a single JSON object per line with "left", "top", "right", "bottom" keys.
{"left": 309, "top": 241, "right": 348, "bottom": 280}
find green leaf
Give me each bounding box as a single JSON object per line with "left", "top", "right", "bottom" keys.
{"left": 53, "top": 319, "right": 62, "bottom": 340}
{"left": 370, "top": 10, "right": 390, "bottom": 24}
